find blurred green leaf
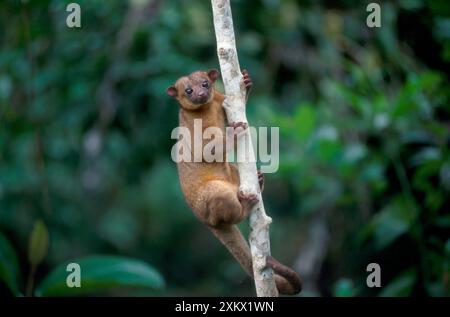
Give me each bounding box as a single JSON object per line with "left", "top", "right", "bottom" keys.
{"left": 0, "top": 232, "right": 21, "bottom": 296}
{"left": 36, "top": 256, "right": 165, "bottom": 296}
{"left": 333, "top": 278, "right": 356, "bottom": 297}
{"left": 294, "top": 104, "right": 316, "bottom": 141}
{"left": 435, "top": 215, "right": 450, "bottom": 228}
{"left": 366, "top": 198, "right": 418, "bottom": 251}
{"left": 317, "top": 139, "right": 341, "bottom": 163}
{"left": 343, "top": 143, "right": 367, "bottom": 164}
{"left": 379, "top": 268, "right": 417, "bottom": 297}
{"left": 28, "top": 220, "right": 49, "bottom": 267}
{"left": 399, "top": 0, "right": 424, "bottom": 10}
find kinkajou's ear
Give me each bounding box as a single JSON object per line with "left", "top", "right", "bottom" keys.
{"left": 166, "top": 86, "right": 177, "bottom": 97}
{"left": 207, "top": 69, "right": 220, "bottom": 82}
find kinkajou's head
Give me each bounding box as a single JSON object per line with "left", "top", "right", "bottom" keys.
{"left": 166, "top": 69, "right": 220, "bottom": 110}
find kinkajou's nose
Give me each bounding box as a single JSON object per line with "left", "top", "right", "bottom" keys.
{"left": 198, "top": 91, "right": 206, "bottom": 97}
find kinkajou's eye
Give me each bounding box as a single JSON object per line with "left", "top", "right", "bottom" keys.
{"left": 202, "top": 81, "right": 209, "bottom": 88}
{"left": 185, "top": 88, "right": 193, "bottom": 95}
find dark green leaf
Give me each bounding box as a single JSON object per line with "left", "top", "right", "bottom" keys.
{"left": 36, "top": 256, "right": 165, "bottom": 296}
{"left": 0, "top": 232, "right": 21, "bottom": 295}
{"left": 369, "top": 198, "right": 418, "bottom": 251}
{"left": 379, "top": 268, "right": 416, "bottom": 297}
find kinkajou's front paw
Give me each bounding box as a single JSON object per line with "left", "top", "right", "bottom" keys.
{"left": 242, "top": 69, "right": 253, "bottom": 92}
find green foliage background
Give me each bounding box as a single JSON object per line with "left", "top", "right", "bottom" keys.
{"left": 0, "top": 0, "right": 449, "bottom": 296}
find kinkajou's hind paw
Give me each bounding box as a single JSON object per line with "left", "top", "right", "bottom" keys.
{"left": 238, "top": 190, "right": 259, "bottom": 205}
{"left": 230, "top": 121, "right": 248, "bottom": 131}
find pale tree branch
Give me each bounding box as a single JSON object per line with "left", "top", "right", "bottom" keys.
{"left": 211, "top": 0, "right": 278, "bottom": 297}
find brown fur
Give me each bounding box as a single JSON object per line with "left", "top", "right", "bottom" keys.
{"left": 167, "top": 70, "right": 302, "bottom": 295}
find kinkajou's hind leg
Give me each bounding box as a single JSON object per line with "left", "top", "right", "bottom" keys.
{"left": 196, "top": 180, "right": 256, "bottom": 228}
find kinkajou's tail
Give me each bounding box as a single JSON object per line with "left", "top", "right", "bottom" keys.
{"left": 210, "top": 225, "right": 302, "bottom": 295}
